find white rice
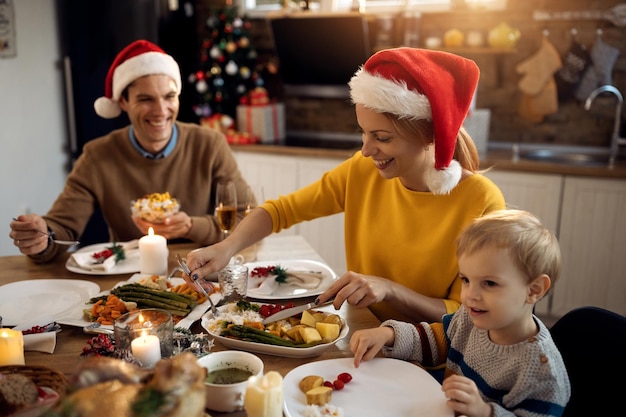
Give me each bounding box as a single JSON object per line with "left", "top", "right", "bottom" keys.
{"left": 301, "top": 404, "right": 344, "bottom": 417}
{"left": 204, "top": 303, "right": 282, "bottom": 335}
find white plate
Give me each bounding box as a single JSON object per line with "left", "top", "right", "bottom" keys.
{"left": 0, "top": 279, "right": 100, "bottom": 326}
{"left": 58, "top": 273, "right": 221, "bottom": 330}
{"left": 65, "top": 242, "right": 140, "bottom": 275}
{"left": 245, "top": 260, "right": 337, "bottom": 300}
{"left": 283, "top": 357, "right": 453, "bottom": 417}
{"left": 200, "top": 303, "right": 348, "bottom": 358}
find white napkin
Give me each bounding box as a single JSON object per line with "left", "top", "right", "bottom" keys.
{"left": 70, "top": 240, "right": 139, "bottom": 272}
{"left": 23, "top": 332, "right": 56, "bottom": 353}
{"left": 13, "top": 315, "right": 57, "bottom": 354}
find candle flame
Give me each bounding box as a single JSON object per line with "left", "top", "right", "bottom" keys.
{"left": 148, "top": 227, "right": 155, "bottom": 236}
{"left": 141, "top": 330, "right": 148, "bottom": 338}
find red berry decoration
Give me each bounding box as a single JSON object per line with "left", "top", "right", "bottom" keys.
{"left": 323, "top": 381, "right": 334, "bottom": 388}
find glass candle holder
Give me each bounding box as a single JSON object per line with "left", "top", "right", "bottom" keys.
{"left": 114, "top": 308, "right": 173, "bottom": 367}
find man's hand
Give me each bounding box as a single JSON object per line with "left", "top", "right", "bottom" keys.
{"left": 132, "top": 211, "right": 192, "bottom": 240}
{"left": 9, "top": 214, "right": 49, "bottom": 255}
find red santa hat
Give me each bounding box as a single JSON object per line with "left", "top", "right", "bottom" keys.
{"left": 349, "top": 47, "right": 479, "bottom": 194}
{"left": 94, "top": 39, "right": 182, "bottom": 119}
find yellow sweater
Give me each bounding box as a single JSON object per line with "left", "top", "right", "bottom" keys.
{"left": 262, "top": 151, "right": 505, "bottom": 323}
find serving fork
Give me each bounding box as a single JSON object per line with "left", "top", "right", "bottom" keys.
{"left": 176, "top": 254, "right": 217, "bottom": 316}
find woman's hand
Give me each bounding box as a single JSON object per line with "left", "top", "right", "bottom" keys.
{"left": 9, "top": 214, "right": 49, "bottom": 255}
{"left": 441, "top": 374, "right": 492, "bottom": 417}
{"left": 349, "top": 326, "right": 394, "bottom": 368}
{"left": 131, "top": 212, "right": 192, "bottom": 240}
{"left": 316, "top": 271, "right": 390, "bottom": 309}
{"left": 185, "top": 242, "right": 234, "bottom": 281}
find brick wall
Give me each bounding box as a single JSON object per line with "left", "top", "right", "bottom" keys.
{"left": 246, "top": 0, "right": 626, "bottom": 147}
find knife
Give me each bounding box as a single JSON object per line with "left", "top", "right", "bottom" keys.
{"left": 262, "top": 298, "right": 335, "bottom": 325}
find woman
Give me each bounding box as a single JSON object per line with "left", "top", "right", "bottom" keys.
{"left": 186, "top": 48, "right": 505, "bottom": 323}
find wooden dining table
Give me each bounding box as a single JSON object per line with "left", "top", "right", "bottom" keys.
{"left": 0, "top": 235, "right": 382, "bottom": 417}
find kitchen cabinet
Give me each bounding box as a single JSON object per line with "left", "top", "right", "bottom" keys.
{"left": 232, "top": 151, "right": 346, "bottom": 274}
{"left": 483, "top": 171, "right": 563, "bottom": 315}
{"left": 551, "top": 177, "right": 626, "bottom": 318}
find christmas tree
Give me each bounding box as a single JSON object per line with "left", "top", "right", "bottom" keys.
{"left": 189, "top": 5, "right": 261, "bottom": 121}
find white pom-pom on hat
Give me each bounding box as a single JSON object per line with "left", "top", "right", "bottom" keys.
{"left": 94, "top": 40, "right": 182, "bottom": 119}
{"left": 349, "top": 47, "right": 479, "bottom": 194}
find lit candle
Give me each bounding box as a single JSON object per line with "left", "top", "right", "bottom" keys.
{"left": 244, "top": 371, "right": 283, "bottom": 417}
{"left": 131, "top": 330, "right": 161, "bottom": 368}
{"left": 0, "top": 329, "right": 25, "bottom": 366}
{"left": 139, "top": 227, "right": 168, "bottom": 275}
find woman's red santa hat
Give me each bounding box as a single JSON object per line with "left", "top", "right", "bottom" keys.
{"left": 94, "top": 39, "right": 182, "bottom": 119}
{"left": 349, "top": 47, "right": 479, "bottom": 195}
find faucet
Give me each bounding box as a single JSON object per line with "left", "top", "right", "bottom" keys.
{"left": 584, "top": 85, "right": 626, "bottom": 168}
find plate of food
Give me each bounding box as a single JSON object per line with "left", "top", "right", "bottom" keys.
{"left": 0, "top": 279, "right": 101, "bottom": 326}
{"left": 283, "top": 357, "right": 453, "bottom": 417}
{"left": 65, "top": 241, "right": 140, "bottom": 275}
{"left": 245, "top": 260, "right": 338, "bottom": 300}
{"left": 200, "top": 301, "right": 348, "bottom": 358}
{"left": 59, "top": 274, "right": 221, "bottom": 330}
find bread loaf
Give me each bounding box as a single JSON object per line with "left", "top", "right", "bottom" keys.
{"left": 0, "top": 373, "right": 39, "bottom": 416}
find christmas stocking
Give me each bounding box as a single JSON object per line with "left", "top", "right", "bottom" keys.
{"left": 517, "top": 37, "right": 562, "bottom": 96}
{"left": 575, "top": 37, "right": 620, "bottom": 101}
{"left": 555, "top": 41, "right": 591, "bottom": 102}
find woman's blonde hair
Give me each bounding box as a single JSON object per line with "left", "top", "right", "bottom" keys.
{"left": 456, "top": 209, "right": 562, "bottom": 286}
{"left": 388, "top": 115, "right": 480, "bottom": 172}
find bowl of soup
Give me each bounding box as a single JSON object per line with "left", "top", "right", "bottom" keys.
{"left": 197, "top": 350, "right": 264, "bottom": 412}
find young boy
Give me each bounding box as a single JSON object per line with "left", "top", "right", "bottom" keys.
{"left": 349, "top": 209, "right": 571, "bottom": 417}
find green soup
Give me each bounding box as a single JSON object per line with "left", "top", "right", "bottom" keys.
{"left": 206, "top": 367, "right": 254, "bottom": 384}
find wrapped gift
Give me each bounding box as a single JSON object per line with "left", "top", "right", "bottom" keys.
{"left": 236, "top": 103, "right": 285, "bottom": 144}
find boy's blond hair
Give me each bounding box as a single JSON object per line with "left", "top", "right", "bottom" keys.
{"left": 456, "top": 209, "right": 561, "bottom": 286}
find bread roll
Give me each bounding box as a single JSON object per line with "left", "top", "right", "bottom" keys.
{"left": 0, "top": 374, "right": 39, "bottom": 416}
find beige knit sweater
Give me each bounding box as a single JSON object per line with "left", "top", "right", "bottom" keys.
{"left": 31, "top": 122, "right": 250, "bottom": 263}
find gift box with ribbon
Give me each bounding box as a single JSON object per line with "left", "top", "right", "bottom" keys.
{"left": 236, "top": 103, "right": 285, "bottom": 144}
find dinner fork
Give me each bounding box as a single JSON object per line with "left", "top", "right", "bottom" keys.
{"left": 12, "top": 218, "right": 80, "bottom": 246}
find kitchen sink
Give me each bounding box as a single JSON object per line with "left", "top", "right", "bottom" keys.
{"left": 518, "top": 149, "right": 613, "bottom": 167}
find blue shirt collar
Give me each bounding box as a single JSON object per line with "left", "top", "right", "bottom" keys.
{"left": 129, "top": 124, "right": 178, "bottom": 159}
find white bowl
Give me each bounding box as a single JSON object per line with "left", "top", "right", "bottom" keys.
{"left": 197, "top": 350, "right": 264, "bottom": 412}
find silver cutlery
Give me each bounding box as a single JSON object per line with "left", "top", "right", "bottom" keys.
{"left": 12, "top": 218, "right": 80, "bottom": 246}
{"left": 83, "top": 321, "right": 113, "bottom": 335}
{"left": 262, "top": 297, "right": 335, "bottom": 325}
{"left": 176, "top": 254, "right": 217, "bottom": 316}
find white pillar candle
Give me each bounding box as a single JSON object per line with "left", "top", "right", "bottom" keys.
{"left": 0, "top": 329, "right": 25, "bottom": 366}
{"left": 131, "top": 331, "right": 161, "bottom": 368}
{"left": 244, "top": 371, "right": 283, "bottom": 417}
{"left": 139, "top": 227, "right": 168, "bottom": 275}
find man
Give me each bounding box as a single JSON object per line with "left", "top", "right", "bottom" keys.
{"left": 9, "top": 40, "right": 252, "bottom": 263}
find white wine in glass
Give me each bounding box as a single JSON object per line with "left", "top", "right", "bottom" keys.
{"left": 215, "top": 181, "right": 237, "bottom": 238}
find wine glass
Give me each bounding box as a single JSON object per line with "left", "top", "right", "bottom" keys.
{"left": 215, "top": 181, "right": 237, "bottom": 239}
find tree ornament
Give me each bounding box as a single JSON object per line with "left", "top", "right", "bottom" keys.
{"left": 225, "top": 40, "right": 237, "bottom": 54}
{"left": 196, "top": 79, "right": 208, "bottom": 93}
{"left": 225, "top": 60, "right": 238, "bottom": 76}
{"left": 210, "top": 45, "right": 221, "bottom": 59}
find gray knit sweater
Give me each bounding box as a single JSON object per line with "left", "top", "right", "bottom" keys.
{"left": 382, "top": 306, "right": 570, "bottom": 417}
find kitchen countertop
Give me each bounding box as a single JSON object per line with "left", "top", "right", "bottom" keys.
{"left": 232, "top": 143, "right": 626, "bottom": 179}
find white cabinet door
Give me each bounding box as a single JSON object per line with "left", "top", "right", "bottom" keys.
{"left": 297, "top": 157, "right": 346, "bottom": 275}
{"left": 552, "top": 177, "right": 626, "bottom": 317}
{"left": 483, "top": 171, "right": 563, "bottom": 234}
{"left": 484, "top": 171, "right": 564, "bottom": 315}
{"left": 233, "top": 151, "right": 299, "bottom": 237}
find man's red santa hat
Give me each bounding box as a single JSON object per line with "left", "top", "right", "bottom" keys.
{"left": 94, "top": 39, "right": 182, "bottom": 119}
{"left": 349, "top": 47, "right": 479, "bottom": 194}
